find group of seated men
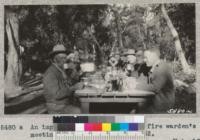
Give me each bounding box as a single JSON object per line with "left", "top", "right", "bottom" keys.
{"left": 43, "top": 44, "right": 175, "bottom": 114}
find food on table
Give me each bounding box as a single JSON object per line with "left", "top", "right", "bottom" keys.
{"left": 80, "top": 62, "right": 95, "bottom": 72}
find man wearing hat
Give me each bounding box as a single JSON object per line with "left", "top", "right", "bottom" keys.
{"left": 123, "top": 49, "right": 137, "bottom": 76}
{"left": 43, "top": 44, "right": 83, "bottom": 114}
{"left": 124, "top": 49, "right": 136, "bottom": 63}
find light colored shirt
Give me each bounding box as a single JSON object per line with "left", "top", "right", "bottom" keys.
{"left": 150, "top": 60, "right": 160, "bottom": 73}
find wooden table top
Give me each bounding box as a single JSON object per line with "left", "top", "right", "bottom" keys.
{"left": 75, "top": 88, "right": 155, "bottom": 97}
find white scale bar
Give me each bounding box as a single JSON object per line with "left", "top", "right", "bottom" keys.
{"left": 54, "top": 132, "right": 145, "bottom": 140}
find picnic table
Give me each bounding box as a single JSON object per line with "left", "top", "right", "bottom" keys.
{"left": 75, "top": 88, "right": 155, "bottom": 113}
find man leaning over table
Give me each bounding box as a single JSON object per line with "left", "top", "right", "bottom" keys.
{"left": 137, "top": 47, "right": 175, "bottom": 114}
{"left": 43, "top": 44, "right": 84, "bottom": 114}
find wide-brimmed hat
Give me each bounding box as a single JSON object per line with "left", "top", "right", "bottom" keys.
{"left": 123, "top": 49, "right": 136, "bottom": 56}
{"left": 49, "top": 44, "right": 71, "bottom": 58}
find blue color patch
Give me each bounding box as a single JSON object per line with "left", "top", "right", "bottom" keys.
{"left": 120, "top": 123, "right": 129, "bottom": 131}
{"left": 129, "top": 123, "right": 138, "bottom": 131}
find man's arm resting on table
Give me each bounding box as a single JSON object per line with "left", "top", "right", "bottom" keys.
{"left": 70, "top": 82, "right": 84, "bottom": 92}
{"left": 135, "top": 75, "right": 165, "bottom": 94}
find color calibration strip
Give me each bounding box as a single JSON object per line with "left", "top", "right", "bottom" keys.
{"left": 54, "top": 122, "right": 143, "bottom": 132}
{"left": 53, "top": 116, "right": 145, "bottom": 140}
{"left": 53, "top": 116, "right": 144, "bottom": 132}
{"left": 53, "top": 116, "right": 144, "bottom": 123}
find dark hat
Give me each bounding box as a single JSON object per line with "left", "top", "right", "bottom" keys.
{"left": 49, "top": 44, "right": 71, "bottom": 58}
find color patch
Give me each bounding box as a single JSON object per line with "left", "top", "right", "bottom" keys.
{"left": 56, "top": 123, "right": 75, "bottom": 131}
{"left": 133, "top": 116, "right": 144, "bottom": 123}
{"left": 84, "top": 123, "right": 93, "bottom": 131}
{"left": 115, "top": 116, "right": 125, "bottom": 123}
{"left": 53, "top": 116, "right": 89, "bottom": 123}
{"left": 66, "top": 123, "right": 75, "bottom": 131}
{"left": 120, "top": 123, "right": 129, "bottom": 131}
{"left": 75, "top": 123, "right": 84, "bottom": 131}
{"left": 93, "top": 123, "right": 102, "bottom": 131}
{"left": 129, "top": 123, "right": 138, "bottom": 131}
{"left": 111, "top": 123, "right": 120, "bottom": 131}
{"left": 102, "top": 123, "right": 111, "bottom": 131}
{"left": 138, "top": 123, "right": 145, "bottom": 130}
{"left": 124, "top": 116, "right": 134, "bottom": 122}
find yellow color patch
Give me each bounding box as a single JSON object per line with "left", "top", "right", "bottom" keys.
{"left": 102, "top": 123, "right": 111, "bottom": 131}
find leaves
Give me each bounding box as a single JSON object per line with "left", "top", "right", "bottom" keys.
{"left": 5, "top": 4, "right": 196, "bottom": 70}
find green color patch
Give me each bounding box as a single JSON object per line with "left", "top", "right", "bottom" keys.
{"left": 111, "top": 123, "right": 120, "bottom": 131}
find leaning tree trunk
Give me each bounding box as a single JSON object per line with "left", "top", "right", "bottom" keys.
{"left": 161, "top": 4, "right": 191, "bottom": 74}
{"left": 5, "top": 12, "right": 22, "bottom": 98}
{"left": 114, "top": 11, "right": 123, "bottom": 50}
{"left": 88, "top": 27, "right": 105, "bottom": 65}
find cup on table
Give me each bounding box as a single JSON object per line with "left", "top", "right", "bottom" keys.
{"left": 123, "top": 77, "right": 137, "bottom": 90}
{"left": 81, "top": 77, "right": 90, "bottom": 87}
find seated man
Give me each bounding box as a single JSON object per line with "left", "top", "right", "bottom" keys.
{"left": 43, "top": 44, "right": 83, "bottom": 114}
{"left": 134, "top": 50, "right": 151, "bottom": 79}
{"left": 138, "top": 47, "right": 175, "bottom": 113}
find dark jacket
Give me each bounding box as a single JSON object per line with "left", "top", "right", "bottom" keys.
{"left": 43, "top": 64, "right": 73, "bottom": 112}
{"left": 134, "top": 63, "right": 152, "bottom": 77}
{"left": 147, "top": 61, "right": 175, "bottom": 113}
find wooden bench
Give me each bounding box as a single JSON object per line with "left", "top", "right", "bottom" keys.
{"left": 5, "top": 76, "right": 48, "bottom": 114}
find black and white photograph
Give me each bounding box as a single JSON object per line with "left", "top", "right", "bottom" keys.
{"left": 4, "top": 3, "right": 196, "bottom": 114}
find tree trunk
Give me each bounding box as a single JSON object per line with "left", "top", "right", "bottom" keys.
{"left": 5, "top": 12, "right": 22, "bottom": 98}
{"left": 161, "top": 4, "right": 191, "bottom": 74}
{"left": 114, "top": 11, "right": 123, "bottom": 50}
{"left": 88, "top": 28, "right": 105, "bottom": 65}
{"left": 138, "top": 25, "right": 146, "bottom": 50}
